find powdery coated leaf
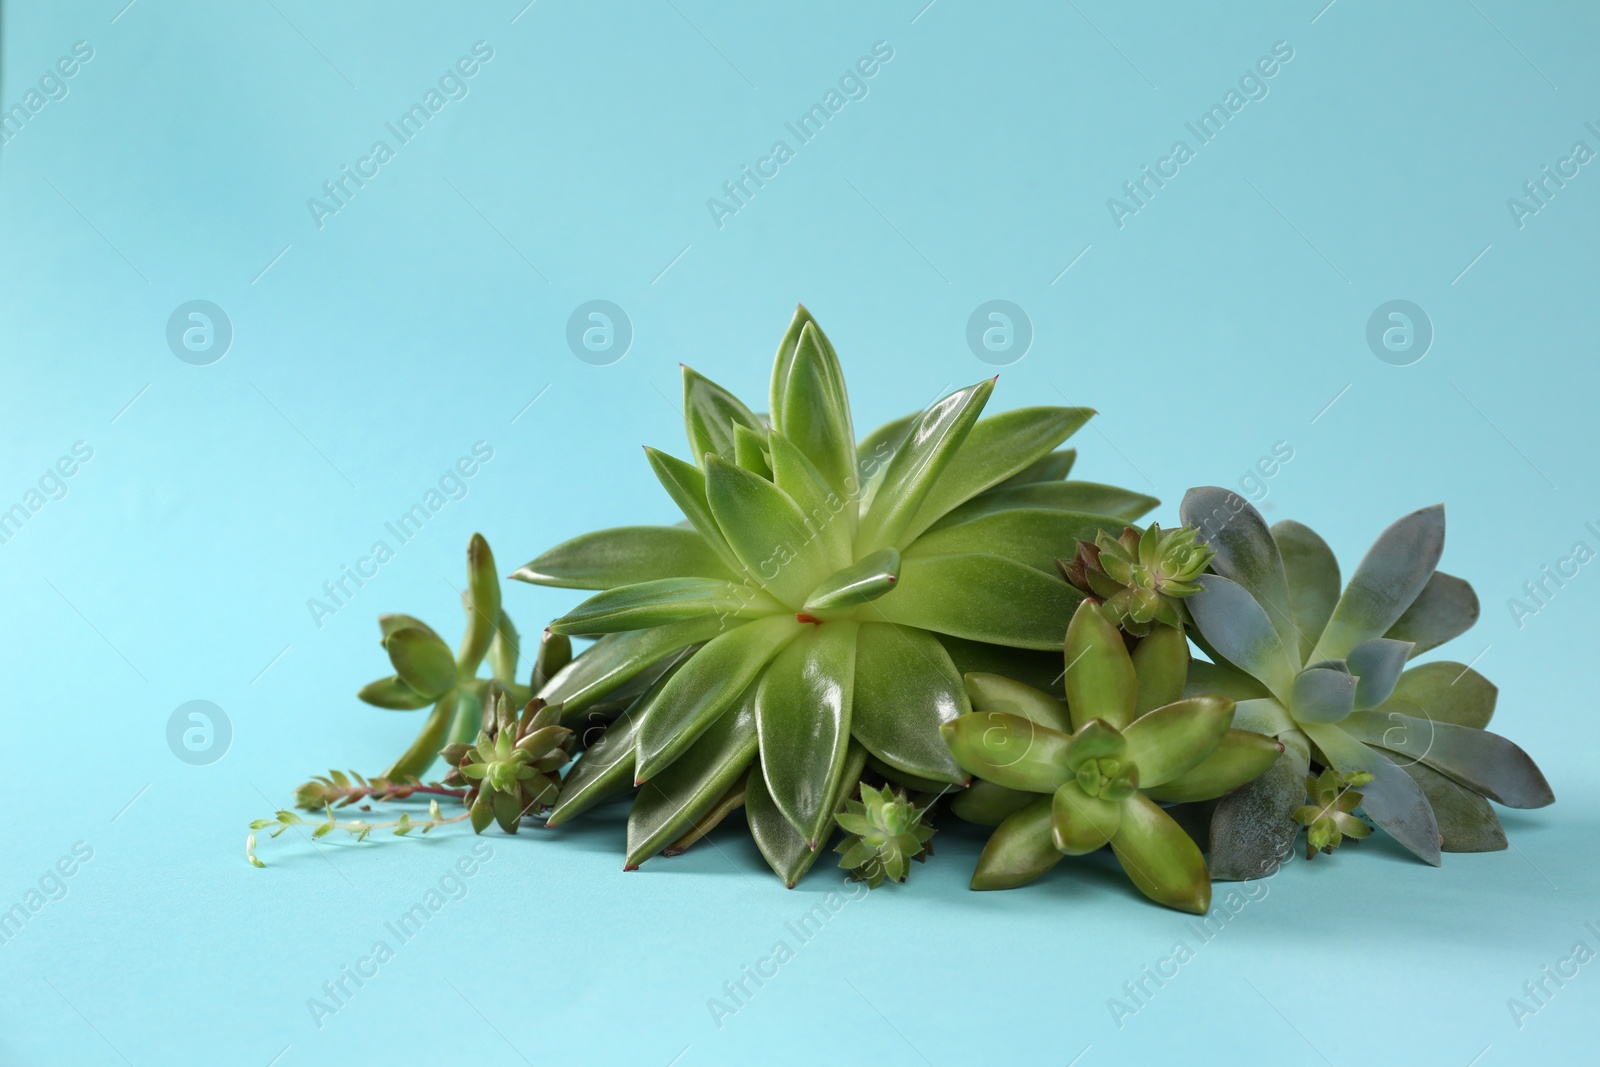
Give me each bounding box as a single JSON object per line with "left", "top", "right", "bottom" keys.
{"left": 549, "top": 577, "right": 777, "bottom": 635}
{"left": 1272, "top": 520, "right": 1342, "bottom": 665}
{"left": 869, "top": 552, "right": 1081, "bottom": 651}
{"left": 625, "top": 698, "right": 759, "bottom": 868}
{"left": 682, "top": 366, "right": 762, "bottom": 467}
{"left": 1385, "top": 571, "right": 1480, "bottom": 658}
{"left": 1346, "top": 637, "right": 1413, "bottom": 710}
{"left": 850, "top": 622, "right": 968, "bottom": 784}
{"left": 1301, "top": 721, "right": 1441, "bottom": 866}
{"left": 1310, "top": 505, "right": 1445, "bottom": 663}
{"left": 855, "top": 379, "right": 994, "bottom": 555}
{"left": 754, "top": 622, "right": 858, "bottom": 845}
{"left": 904, "top": 507, "right": 1126, "bottom": 576}
{"left": 776, "top": 321, "right": 856, "bottom": 500}
{"left": 1342, "top": 712, "right": 1554, "bottom": 809}
{"left": 1399, "top": 761, "right": 1507, "bottom": 853}
{"left": 705, "top": 455, "right": 834, "bottom": 607}
{"left": 1290, "top": 666, "right": 1358, "bottom": 724}
{"left": 927, "top": 481, "right": 1158, "bottom": 530}
{"left": 1381, "top": 661, "right": 1497, "bottom": 728}
{"left": 1207, "top": 730, "right": 1310, "bottom": 881}
{"left": 538, "top": 616, "right": 724, "bottom": 716}
{"left": 746, "top": 744, "right": 868, "bottom": 886}
{"left": 1185, "top": 574, "right": 1298, "bottom": 703}
{"left": 970, "top": 797, "right": 1063, "bottom": 890}
{"left": 902, "top": 406, "right": 1094, "bottom": 543}
{"left": 1182, "top": 488, "right": 1296, "bottom": 665}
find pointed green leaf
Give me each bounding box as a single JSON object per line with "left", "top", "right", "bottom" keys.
{"left": 770, "top": 306, "right": 840, "bottom": 430}
{"left": 539, "top": 616, "right": 725, "bottom": 715}
{"left": 1385, "top": 571, "right": 1479, "bottom": 658}
{"left": 804, "top": 548, "right": 901, "bottom": 613}
{"left": 1182, "top": 658, "right": 1271, "bottom": 702}
{"left": 734, "top": 425, "right": 774, "bottom": 480}
{"left": 971, "top": 796, "right": 1063, "bottom": 889}
{"left": 870, "top": 552, "right": 1080, "bottom": 650}
{"left": 1186, "top": 574, "right": 1297, "bottom": 702}
{"left": 905, "top": 507, "right": 1125, "bottom": 576}
{"left": 903, "top": 406, "right": 1094, "bottom": 542}
{"left": 850, "top": 621, "right": 968, "bottom": 784}
{"left": 1182, "top": 488, "right": 1297, "bottom": 665}
{"left": 1311, "top": 505, "right": 1446, "bottom": 662}
{"left": 1399, "top": 761, "right": 1507, "bottom": 853}
{"left": 1343, "top": 712, "right": 1553, "bottom": 808}
{"left": 951, "top": 778, "right": 1036, "bottom": 827}
{"left": 776, "top": 321, "right": 855, "bottom": 498}
{"left": 1122, "top": 696, "right": 1235, "bottom": 787}
{"left": 929, "top": 481, "right": 1159, "bottom": 530}
{"left": 1110, "top": 793, "right": 1211, "bottom": 914}
{"left": 1381, "top": 661, "right": 1496, "bottom": 728}
{"left": 746, "top": 744, "right": 867, "bottom": 886}
{"left": 1272, "top": 520, "right": 1342, "bottom": 664}
{"left": 1131, "top": 625, "right": 1189, "bottom": 716}
{"left": 358, "top": 675, "right": 434, "bottom": 711}
{"left": 636, "top": 614, "right": 803, "bottom": 780}
{"left": 1301, "top": 721, "right": 1440, "bottom": 865}
{"left": 683, "top": 366, "right": 761, "bottom": 467}
{"left": 753, "top": 622, "right": 857, "bottom": 845}
{"left": 963, "top": 672, "right": 1072, "bottom": 733}
{"left": 549, "top": 577, "right": 776, "bottom": 636}
{"left": 767, "top": 432, "right": 851, "bottom": 569}
{"left": 644, "top": 447, "right": 745, "bottom": 573}
{"left": 998, "top": 448, "right": 1077, "bottom": 488}
{"left": 544, "top": 710, "right": 640, "bottom": 827}
{"left": 383, "top": 627, "right": 457, "bottom": 699}
{"left": 1143, "top": 729, "right": 1284, "bottom": 803}
{"left": 940, "top": 712, "right": 1073, "bottom": 793}
{"left": 1063, "top": 599, "right": 1137, "bottom": 731}
{"left": 1347, "top": 637, "right": 1413, "bottom": 709}
{"left": 514, "top": 526, "right": 736, "bottom": 589}
{"left": 1050, "top": 782, "right": 1121, "bottom": 855}
{"left": 626, "top": 699, "right": 758, "bottom": 867}
{"left": 705, "top": 455, "right": 833, "bottom": 606}
{"left": 458, "top": 534, "right": 501, "bottom": 675}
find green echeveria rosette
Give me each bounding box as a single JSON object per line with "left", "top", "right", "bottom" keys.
{"left": 1295, "top": 769, "right": 1374, "bottom": 859}
{"left": 441, "top": 691, "right": 574, "bottom": 833}
{"left": 1178, "top": 486, "right": 1555, "bottom": 876}
{"left": 834, "top": 783, "right": 935, "bottom": 888}
{"left": 516, "top": 306, "right": 1155, "bottom": 883}
{"left": 1060, "top": 523, "right": 1213, "bottom": 635}
{"left": 942, "top": 600, "right": 1282, "bottom": 913}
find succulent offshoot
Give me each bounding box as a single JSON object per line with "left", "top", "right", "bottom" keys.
{"left": 834, "top": 784, "right": 936, "bottom": 888}
{"left": 1060, "top": 524, "right": 1213, "bottom": 635}
{"left": 1294, "top": 769, "right": 1374, "bottom": 859}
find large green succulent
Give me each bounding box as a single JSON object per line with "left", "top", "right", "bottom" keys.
{"left": 942, "top": 601, "right": 1282, "bottom": 912}
{"left": 517, "top": 307, "right": 1154, "bottom": 880}
{"left": 1179, "top": 487, "right": 1554, "bottom": 874}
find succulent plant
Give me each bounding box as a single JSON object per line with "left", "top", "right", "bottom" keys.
{"left": 834, "top": 783, "right": 936, "bottom": 888}
{"left": 517, "top": 306, "right": 1154, "bottom": 879}
{"left": 1178, "top": 487, "right": 1554, "bottom": 875}
{"left": 441, "top": 692, "right": 574, "bottom": 833}
{"left": 1060, "top": 523, "right": 1213, "bottom": 634}
{"left": 942, "top": 601, "right": 1282, "bottom": 912}
{"left": 1294, "top": 768, "right": 1374, "bottom": 859}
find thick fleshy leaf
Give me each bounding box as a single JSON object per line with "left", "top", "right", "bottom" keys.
{"left": 358, "top": 675, "right": 434, "bottom": 710}
{"left": 804, "top": 548, "right": 901, "bottom": 613}
{"left": 544, "top": 709, "right": 642, "bottom": 827}
{"left": 705, "top": 455, "right": 833, "bottom": 606}
{"left": 950, "top": 778, "right": 1035, "bottom": 826}
{"left": 769, "top": 304, "right": 820, "bottom": 424}
{"left": 383, "top": 690, "right": 460, "bottom": 779}
{"left": 683, "top": 366, "right": 762, "bottom": 467}
{"left": 870, "top": 553, "right": 1080, "bottom": 651}
{"left": 856, "top": 379, "right": 994, "bottom": 554}
{"left": 383, "top": 627, "right": 457, "bottom": 698}
{"left": 1290, "top": 667, "right": 1357, "bottom": 724}
{"left": 1182, "top": 488, "right": 1295, "bottom": 664}
{"left": 902, "top": 406, "right": 1094, "bottom": 542}
{"left": 1131, "top": 625, "right": 1189, "bottom": 716}
{"left": 1385, "top": 571, "right": 1479, "bottom": 658}
{"left": 1186, "top": 574, "right": 1297, "bottom": 702}
{"left": 1143, "top": 729, "right": 1284, "bottom": 803}
{"left": 1399, "top": 761, "right": 1506, "bottom": 853}
{"left": 1182, "top": 658, "right": 1271, "bottom": 703}
{"left": 905, "top": 507, "right": 1124, "bottom": 576}
{"left": 1343, "top": 712, "right": 1553, "bottom": 808}
{"left": 776, "top": 321, "right": 855, "bottom": 498}
{"left": 1310, "top": 505, "right": 1445, "bottom": 662}
{"left": 732, "top": 424, "right": 773, "bottom": 478}
{"left": 930, "top": 481, "right": 1158, "bottom": 529}
{"left": 971, "top": 797, "right": 1063, "bottom": 889}
{"left": 941, "top": 637, "right": 1062, "bottom": 694}
{"left": 644, "top": 447, "right": 743, "bottom": 573}
{"left": 940, "top": 712, "right": 1073, "bottom": 793}
{"left": 1206, "top": 731, "right": 1310, "bottom": 881}
{"left": 1122, "top": 696, "right": 1235, "bottom": 787}
{"left": 1063, "top": 599, "right": 1137, "bottom": 731}
{"left": 379, "top": 613, "right": 440, "bottom": 641}
{"left": 998, "top": 448, "right": 1077, "bottom": 488}
{"left": 855, "top": 412, "right": 915, "bottom": 510}
{"left": 963, "top": 673, "right": 1072, "bottom": 733}
{"left": 1110, "top": 793, "right": 1212, "bottom": 914}
{"left": 1381, "top": 661, "right": 1497, "bottom": 728}
{"left": 635, "top": 614, "right": 803, "bottom": 780}
{"left": 539, "top": 616, "right": 723, "bottom": 716}
{"left": 1051, "top": 784, "right": 1121, "bottom": 854}
{"left": 1272, "top": 520, "right": 1341, "bottom": 664}
{"left": 550, "top": 578, "right": 776, "bottom": 635}
{"left": 625, "top": 700, "right": 758, "bottom": 867}
{"left": 458, "top": 534, "right": 501, "bottom": 675}
{"left": 851, "top": 622, "right": 967, "bottom": 783}
{"left": 754, "top": 622, "right": 857, "bottom": 845}
{"left": 767, "top": 432, "right": 851, "bottom": 569}
{"left": 746, "top": 744, "right": 867, "bottom": 886}
{"left": 514, "top": 526, "right": 736, "bottom": 590}
{"left": 1301, "top": 721, "right": 1441, "bottom": 865}
{"left": 1347, "top": 637, "right": 1413, "bottom": 709}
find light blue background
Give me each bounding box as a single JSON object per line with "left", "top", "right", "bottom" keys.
{"left": 3, "top": 1, "right": 1597, "bottom": 1063}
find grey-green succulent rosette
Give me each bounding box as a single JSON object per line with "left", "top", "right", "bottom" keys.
{"left": 519, "top": 306, "right": 1153, "bottom": 882}
{"left": 1178, "top": 487, "right": 1553, "bottom": 874}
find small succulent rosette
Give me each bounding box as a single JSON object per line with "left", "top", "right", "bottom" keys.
{"left": 834, "top": 783, "right": 935, "bottom": 888}
{"left": 441, "top": 691, "right": 574, "bottom": 833}
{"left": 1178, "top": 487, "right": 1554, "bottom": 876}
{"left": 943, "top": 601, "right": 1281, "bottom": 913}
{"left": 1060, "top": 523, "right": 1213, "bottom": 634}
